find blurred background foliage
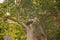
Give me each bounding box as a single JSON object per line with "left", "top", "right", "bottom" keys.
{"left": 0, "top": 0, "right": 60, "bottom": 40}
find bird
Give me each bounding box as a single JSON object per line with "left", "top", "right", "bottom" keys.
{"left": 26, "top": 17, "right": 37, "bottom": 26}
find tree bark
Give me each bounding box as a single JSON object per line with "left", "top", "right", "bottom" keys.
{"left": 27, "top": 27, "right": 37, "bottom": 40}
{"left": 27, "top": 28, "right": 34, "bottom": 40}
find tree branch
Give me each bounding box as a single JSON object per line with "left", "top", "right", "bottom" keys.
{"left": 5, "top": 16, "right": 29, "bottom": 30}
{"left": 5, "top": 16, "right": 37, "bottom": 30}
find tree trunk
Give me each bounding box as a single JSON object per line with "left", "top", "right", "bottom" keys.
{"left": 27, "top": 27, "right": 37, "bottom": 40}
